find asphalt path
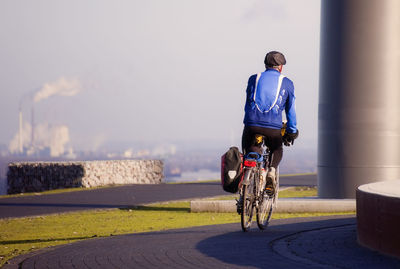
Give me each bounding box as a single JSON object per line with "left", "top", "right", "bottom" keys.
{"left": 5, "top": 215, "right": 400, "bottom": 269}
{"left": 0, "top": 174, "right": 316, "bottom": 219}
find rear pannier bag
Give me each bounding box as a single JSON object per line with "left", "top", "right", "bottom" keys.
{"left": 221, "top": 146, "right": 244, "bottom": 193}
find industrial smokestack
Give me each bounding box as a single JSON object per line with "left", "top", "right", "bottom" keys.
{"left": 31, "top": 105, "right": 35, "bottom": 149}
{"left": 18, "top": 109, "right": 23, "bottom": 154}
{"left": 10, "top": 78, "right": 82, "bottom": 156}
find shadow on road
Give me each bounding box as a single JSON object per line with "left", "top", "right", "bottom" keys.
{"left": 195, "top": 217, "right": 356, "bottom": 269}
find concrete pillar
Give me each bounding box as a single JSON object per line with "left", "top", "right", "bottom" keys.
{"left": 318, "top": 0, "right": 400, "bottom": 198}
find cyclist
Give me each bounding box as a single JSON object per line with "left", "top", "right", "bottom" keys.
{"left": 242, "top": 51, "right": 299, "bottom": 193}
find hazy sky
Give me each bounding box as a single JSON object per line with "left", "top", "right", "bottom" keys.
{"left": 0, "top": 0, "right": 321, "bottom": 152}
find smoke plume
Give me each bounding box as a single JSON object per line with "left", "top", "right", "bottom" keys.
{"left": 33, "top": 77, "right": 82, "bottom": 103}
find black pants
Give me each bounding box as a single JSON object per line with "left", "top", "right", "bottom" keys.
{"left": 241, "top": 125, "right": 283, "bottom": 169}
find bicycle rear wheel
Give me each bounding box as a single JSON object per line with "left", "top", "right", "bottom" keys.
{"left": 241, "top": 175, "right": 255, "bottom": 232}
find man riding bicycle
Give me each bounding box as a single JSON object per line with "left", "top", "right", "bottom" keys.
{"left": 242, "top": 51, "right": 299, "bottom": 193}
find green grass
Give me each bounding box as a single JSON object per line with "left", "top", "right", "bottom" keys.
{"left": 0, "top": 186, "right": 352, "bottom": 267}
{"left": 279, "top": 186, "right": 317, "bottom": 198}
{"left": 206, "top": 186, "right": 317, "bottom": 201}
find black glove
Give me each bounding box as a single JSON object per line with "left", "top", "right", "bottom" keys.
{"left": 283, "top": 130, "right": 299, "bottom": 146}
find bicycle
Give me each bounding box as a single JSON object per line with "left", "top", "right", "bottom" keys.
{"left": 238, "top": 135, "right": 279, "bottom": 232}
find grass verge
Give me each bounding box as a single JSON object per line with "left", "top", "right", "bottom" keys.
{"left": 207, "top": 186, "right": 317, "bottom": 201}
{"left": 0, "top": 187, "right": 352, "bottom": 267}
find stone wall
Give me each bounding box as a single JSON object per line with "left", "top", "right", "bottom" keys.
{"left": 7, "top": 160, "right": 164, "bottom": 194}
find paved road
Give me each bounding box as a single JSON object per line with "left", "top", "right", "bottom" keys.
{"left": 5, "top": 215, "right": 400, "bottom": 269}
{"left": 0, "top": 174, "right": 316, "bottom": 219}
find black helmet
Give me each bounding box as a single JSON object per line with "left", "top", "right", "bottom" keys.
{"left": 264, "top": 51, "right": 286, "bottom": 67}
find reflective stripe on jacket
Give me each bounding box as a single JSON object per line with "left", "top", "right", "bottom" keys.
{"left": 243, "top": 68, "right": 297, "bottom": 133}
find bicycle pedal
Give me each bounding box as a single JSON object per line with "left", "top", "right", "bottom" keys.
{"left": 265, "top": 187, "right": 274, "bottom": 196}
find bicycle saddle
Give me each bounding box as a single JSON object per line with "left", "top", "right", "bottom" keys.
{"left": 245, "top": 152, "right": 263, "bottom": 162}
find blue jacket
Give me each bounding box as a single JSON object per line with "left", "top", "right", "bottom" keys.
{"left": 243, "top": 68, "right": 297, "bottom": 133}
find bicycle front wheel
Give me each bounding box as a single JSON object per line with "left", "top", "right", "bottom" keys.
{"left": 256, "top": 192, "right": 275, "bottom": 230}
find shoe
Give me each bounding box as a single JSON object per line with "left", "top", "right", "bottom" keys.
{"left": 236, "top": 196, "right": 243, "bottom": 214}
{"left": 265, "top": 167, "right": 276, "bottom": 194}
{"left": 260, "top": 169, "right": 267, "bottom": 188}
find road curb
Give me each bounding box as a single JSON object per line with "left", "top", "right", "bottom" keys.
{"left": 190, "top": 198, "right": 356, "bottom": 213}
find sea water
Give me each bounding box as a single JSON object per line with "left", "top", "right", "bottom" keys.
{"left": 165, "top": 169, "right": 219, "bottom": 183}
